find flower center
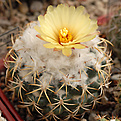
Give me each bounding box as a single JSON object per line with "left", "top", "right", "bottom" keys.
{"left": 59, "top": 28, "right": 72, "bottom": 43}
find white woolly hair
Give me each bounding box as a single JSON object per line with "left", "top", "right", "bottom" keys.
{"left": 13, "top": 22, "right": 105, "bottom": 88}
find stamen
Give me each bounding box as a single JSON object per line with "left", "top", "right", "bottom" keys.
{"left": 59, "top": 28, "right": 72, "bottom": 43}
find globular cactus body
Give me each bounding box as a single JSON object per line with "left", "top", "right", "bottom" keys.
{"left": 5, "top": 4, "right": 112, "bottom": 120}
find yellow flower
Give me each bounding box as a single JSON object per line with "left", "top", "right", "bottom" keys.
{"left": 34, "top": 4, "right": 98, "bottom": 56}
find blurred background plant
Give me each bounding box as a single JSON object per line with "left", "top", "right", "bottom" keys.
{"left": 0, "top": 0, "right": 22, "bottom": 18}
{"left": 107, "top": 2, "right": 121, "bottom": 60}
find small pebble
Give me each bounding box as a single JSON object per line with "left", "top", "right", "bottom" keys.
{"left": 30, "top": 1, "right": 43, "bottom": 13}
{"left": 88, "top": 112, "right": 97, "bottom": 121}
{"left": 27, "top": 16, "right": 37, "bottom": 22}
{"left": 81, "top": 119, "right": 87, "bottom": 121}
{"left": 19, "top": 2, "right": 29, "bottom": 14}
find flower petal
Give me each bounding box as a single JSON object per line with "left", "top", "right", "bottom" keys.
{"left": 74, "top": 20, "right": 98, "bottom": 42}
{"left": 74, "top": 34, "right": 96, "bottom": 43}
{"left": 34, "top": 25, "right": 41, "bottom": 33}
{"left": 62, "top": 48, "right": 72, "bottom": 56}
{"left": 43, "top": 43, "right": 56, "bottom": 48}
{"left": 47, "top": 5, "right": 54, "bottom": 13}
{"left": 38, "top": 15, "right": 45, "bottom": 25}
{"left": 44, "top": 43, "right": 64, "bottom": 49}
{"left": 35, "top": 4, "right": 98, "bottom": 56}
{"left": 42, "top": 37, "right": 58, "bottom": 43}
{"left": 73, "top": 44, "right": 87, "bottom": 49}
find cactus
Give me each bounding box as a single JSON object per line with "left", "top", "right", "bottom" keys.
{"left": 4, "top": 4, "right": 112, "bottom": 120}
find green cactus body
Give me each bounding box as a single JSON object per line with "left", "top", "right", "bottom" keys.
{"left": 5, "top": 4, "right": 112, "bottom": 120}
